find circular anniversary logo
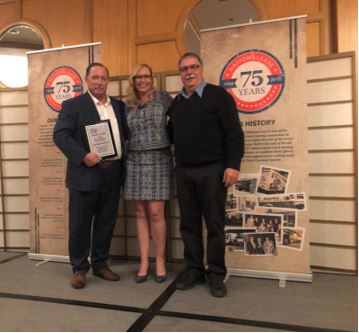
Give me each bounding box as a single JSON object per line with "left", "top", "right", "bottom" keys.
{"left": 44, "top": 66, "right": 83, "bottom": 112}
{"left": 219, "top": 49, "right": 285, "bottom": 114}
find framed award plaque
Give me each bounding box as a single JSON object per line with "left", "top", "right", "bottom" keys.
{"left": 84, "top": 120, "right": 117, "bottom": 159}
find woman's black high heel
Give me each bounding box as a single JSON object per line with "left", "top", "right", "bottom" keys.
{"left": 154, "top": 264, "right": 167, "bottom": 283}
{"left": 154, "top": 274, "right": 167, "bottom": 283}
{"left": 135, "top": 265, "right": 150, "bottom": 283}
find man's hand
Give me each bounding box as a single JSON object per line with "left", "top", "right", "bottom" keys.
{"left": 223, "top": 168, "right": 239, "bottom": 187}
{"left": 83, "top": 152, "right": 102, "bottom": 167}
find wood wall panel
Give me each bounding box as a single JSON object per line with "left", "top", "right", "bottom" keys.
{"left": 0, "top": 124, "right": 28, "bottom": 141}
{"left": 0, "top": 106, "right": 28, "bottom": 123}
{"left": 336, "top": 0, "right": 358, "bottom": 53}
{"left": 164, "top": 74, "right": 182, "bottom": 92}
{"left": 0, "top": 1, "right": 18, "bottom": 28}
{"left": 133, "top": 0, "right": 194, "bottom": 72}
{"left": 137, "top": 41, "right": 179, "bottom": 72}
{"left": 5, "top": 196, "right": 28, "bottom": 211}
{"left": 126, "top": 218, "right": 137, "bottom": 237}
{"left": 252, "top": 0, "right": 320, "bottom": 18}
{"left": 93, "top": 0, "right": 129, "bottom": 75}
{"left": 0, "top": 90, "right": 27, "bottom": 105}
{"left": 308, "top": 103, "right": 353, "bottom": 127}
{"left": 1, "top": 142, "right": 28, "bottom": 159}
{"left": 5, "top": 214, "right": 29, "bottom": 230}
{"left": 136, "top": 0, "right": 188, "bottom": 36}
{"left": 310, "top": 245, "right": 356, "bottom": 271}
{"left": 252, "top": 0, "right": 333, "bottom": 55}
{"left": 309, "top": 152, "right": 354, "bottom": 174}
{"left": 307, "top": 54, "right": 357, "bottom": 271}
{"left": 6, "top": 230, "right": 29, "bottom": 247}
{"left": 170, "top": 218, "right": 181, "bottom": 238}
{"left": 307, "top": 57, "right": 352, "bottom": 79}
{"left": 112, "top": 216, "right": 125, "bottom": 236}
{"left": 308, "top": 128, "right": 354, "bottom": 151}
{"left": 310, "top": 223, "right": 356, "bottom": 246}
{"left": 109, "top": 237, "right": 125, "bottom": 256}
{"left": 309, "top": 176, "right": 355, "bottom": 198}
{"left": 22, "top": 0, "right": 91, "bottom": 48}
{"left": 170, "top": 239, "right": 184, "bottom": 260}
{"left": 1, "top": 0, "right": 355, "bottom": 76}
{"left": 3, "top": 178, "right": 28, "bottom": 195}
{"left": 307, "top": 79, "right": 353, "bottom": 104}
{"left": 2, "top": 160, "right": 28, "bottom": 177}
{"left": 306, "top": 22, "right": 321, "bottom": 57}
{"left": 107, "top": 80, "right": 120, "bottom": 97}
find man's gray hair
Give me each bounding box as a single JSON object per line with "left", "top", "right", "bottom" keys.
{"left": 178, "top": 52, "right": 203, "bottom": 67}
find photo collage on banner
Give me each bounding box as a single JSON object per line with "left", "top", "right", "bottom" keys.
{"left": 225, "top": 167, "right": 306, "bottom": 255}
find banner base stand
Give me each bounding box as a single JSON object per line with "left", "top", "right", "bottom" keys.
{"left": 28, "top": 253, "right": 70, "bottom": 263}
{"left": 228, "top": 268, "right": 313, "bottom": 284}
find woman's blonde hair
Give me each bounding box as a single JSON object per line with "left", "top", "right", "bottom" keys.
{"left": 126, "top": 64, "right": 156, "bottom": 108}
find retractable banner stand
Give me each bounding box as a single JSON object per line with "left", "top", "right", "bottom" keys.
{"left": 201, "top": 16, "right": 312, "bottom": 282}
{"left": 27, "top": 43, "right": 101, "bottom": 261}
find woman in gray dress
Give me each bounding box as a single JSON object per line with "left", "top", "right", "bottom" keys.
{"left": 124, "top": 64, "right": 173, "bottom": 283}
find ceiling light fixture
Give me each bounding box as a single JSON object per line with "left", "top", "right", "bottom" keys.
{"left": 8, "top": 28, "right": 20, "bottom": 35}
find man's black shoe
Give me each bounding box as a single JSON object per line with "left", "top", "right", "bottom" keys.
{"left": 209, "top": 279, "right": 227, "bottom": 297}
{"left": 176, "top": 269, "right": 206, "bottom": 290}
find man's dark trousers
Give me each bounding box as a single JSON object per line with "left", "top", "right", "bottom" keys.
{"left": 176, "top": 161, "right": 227, "bottom": 280}
{"left": 69, "top": 162, "right": 122, "bottom": 273}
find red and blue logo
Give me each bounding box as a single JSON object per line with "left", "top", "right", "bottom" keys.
{"left": 220, "top": 49, "right": 285, "bottom": 114}
{"left": 44, "top": 66, "right": 83, "bottom": 112}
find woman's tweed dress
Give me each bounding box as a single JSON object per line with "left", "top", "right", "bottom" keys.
{"left": 124, "top": 91, "right": 174, "bottom": 200}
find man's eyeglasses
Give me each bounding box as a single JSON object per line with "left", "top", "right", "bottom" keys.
{"left": 134, "top": 75, "right": 152, "bottom": 81}
{"left": 179, "top": 64, "right": 201, "bottom": 73}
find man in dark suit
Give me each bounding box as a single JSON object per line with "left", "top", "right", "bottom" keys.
{"left": 54, "top": 63, "right": 126, "bottom": 289}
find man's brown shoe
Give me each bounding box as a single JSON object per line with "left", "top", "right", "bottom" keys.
{"left": 70, "top": 271, "right": 87, "bottom": 289}
{"left": 93, "top": 266, "right": 120, "bottom": 281}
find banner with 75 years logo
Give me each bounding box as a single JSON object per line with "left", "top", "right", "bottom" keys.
{"left": 201, "top": 16, "right": 311, "bottom": 280}
{"left": 28, "top": 43, "right": 101, "bottom": 259}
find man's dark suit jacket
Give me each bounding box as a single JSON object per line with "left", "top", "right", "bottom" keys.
{"left": 53, "top": 92, "right": 126, "bottom": 192}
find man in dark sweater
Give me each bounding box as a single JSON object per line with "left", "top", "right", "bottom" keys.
{"left": 168, "top": 52, "right": 244, "bottom": 297}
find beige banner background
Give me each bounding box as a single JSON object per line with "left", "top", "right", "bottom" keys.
{"left": 201, "top": 18, "right": 311, "bottom": 276}
{"left": 28, "top": 44, "right": 101, "bottom": 257}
